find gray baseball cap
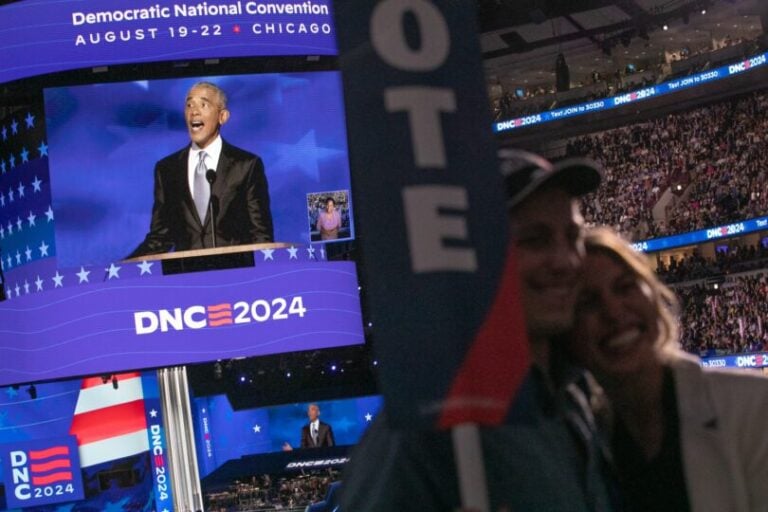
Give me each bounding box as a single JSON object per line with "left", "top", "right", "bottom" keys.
{"left": 499, "top": 148, "right": 602, "bottom": 209}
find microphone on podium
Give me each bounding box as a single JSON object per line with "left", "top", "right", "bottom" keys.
{"left": 205, "top": 169, "right": 218, "bottom": 248}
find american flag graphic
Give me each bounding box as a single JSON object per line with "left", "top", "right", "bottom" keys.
{"left": 68, "top": 372, "right": 150, "bottom": 468}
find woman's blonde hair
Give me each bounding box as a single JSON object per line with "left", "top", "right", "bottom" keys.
{"left": 584, "top": 227, "right": 680, "bottom": 352}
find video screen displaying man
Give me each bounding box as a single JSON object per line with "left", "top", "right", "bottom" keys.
{"left": 128, "top": 82, "right": 273, "bottom": 259}
{"left": 301, "top": 403, "right": 335, "bottom": 448}
{"left": 283, "top": 403, "right": 335, "bottom": 450}
{"left": 44, "top": 73, "right": 353, "bottom": 267}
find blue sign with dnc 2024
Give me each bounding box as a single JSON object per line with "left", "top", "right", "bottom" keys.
{"left": 1, "top": 436, "right": 84, "bottom": 509}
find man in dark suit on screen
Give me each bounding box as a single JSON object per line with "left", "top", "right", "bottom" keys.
{"left": 283, "top": 403, "right": 335, "bottom": 450}
{"left": 128, "top": 81, "right": 273, "bottom": 259}
{"left": 300, "top": 403, "right": 335, "bottom": 448}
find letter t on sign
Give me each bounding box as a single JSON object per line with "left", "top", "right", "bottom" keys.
{"left": 385, "top": 87, "right": 456, "bottom": 168}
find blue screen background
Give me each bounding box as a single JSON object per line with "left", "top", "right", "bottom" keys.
{"left": 193, "top": 394, "right": 382, "bottom": 478}
{"left": 44, "top": 71, "right": 353, "bottom": 267}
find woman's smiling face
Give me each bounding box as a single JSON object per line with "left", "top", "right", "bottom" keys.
{"left": 570, "top": 250, "right": 661, "bottom": 381}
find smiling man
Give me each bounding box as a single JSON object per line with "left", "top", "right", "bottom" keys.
{"left": 128, "top": 81, "right": 273, "bottom": 258}
{"left": 341, "top": 150, "right": 619, "bottom": 511}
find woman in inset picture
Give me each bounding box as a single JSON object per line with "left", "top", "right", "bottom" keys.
{"left": 316, "top": 197, "right": 341, "bottom": 240}
{"left": 568, "top": 227, "right": 768, "bottom": 512}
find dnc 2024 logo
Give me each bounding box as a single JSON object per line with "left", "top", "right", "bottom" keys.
{"left": 1, "top": 436, "right": 84, "bottom": 508}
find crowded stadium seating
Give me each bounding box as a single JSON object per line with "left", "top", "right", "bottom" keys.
{"left": 567, "top": 89, "right": 768, "bottom": 241}
{"left": 676, "top": 271, "right": 768, "bottom": 356}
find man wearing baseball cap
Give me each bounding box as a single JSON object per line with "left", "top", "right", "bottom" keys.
{"left": 341, "top": 149, "right": 618, "bottom": 511}
{"left": 499, "top": 149, "right": 602, "bottom": 375}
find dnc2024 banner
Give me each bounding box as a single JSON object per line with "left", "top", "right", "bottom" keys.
{"left": 0, "top": 261, "right": 363, "bottom": 386}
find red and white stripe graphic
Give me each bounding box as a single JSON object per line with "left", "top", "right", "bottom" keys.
{"left": 68, "top": 372, "right": 149, "bottom": 468}
{"left": 28, "top": 446, "right": 75, "bottom": 486}
{"left": 207, "top": 303, "right": 233, "bottom": 327}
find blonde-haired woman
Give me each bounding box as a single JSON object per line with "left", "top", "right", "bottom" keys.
{"left": 568, "top": 227, "right": 768, "bottom": 512}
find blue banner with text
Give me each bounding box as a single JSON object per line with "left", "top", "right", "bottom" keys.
{"left": 335, "top": 0, "right": 526, "bottom": 429}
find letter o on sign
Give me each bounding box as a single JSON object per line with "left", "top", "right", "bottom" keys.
{"left": 371, "top": 0, "right": 450, "bottom": 72}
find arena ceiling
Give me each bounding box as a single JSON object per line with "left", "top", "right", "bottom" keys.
{"left": 478, "top": 0, "right": 765, "bottom": 89}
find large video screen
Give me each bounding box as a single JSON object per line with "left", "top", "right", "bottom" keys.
{"left": 0, "top": 0, "right": 365, "bottom": 389}
{"left": 0, "top": 73, "right": 364, "bottom": 386}
{"left": 44, "top": 72, "right": 354, "bottom": 266}
{"left": 193, "top": 394, "right": 382, "bottom": 479}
